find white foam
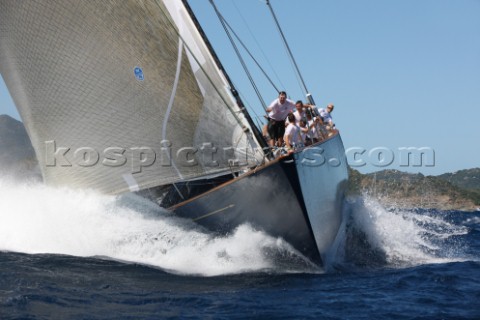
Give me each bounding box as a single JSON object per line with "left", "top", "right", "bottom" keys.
{"left": 1, "top": 178, "right": 473, "bottom": 275}
{"left": 0, "top": 179, "right": 310, "bottom": 276}
{"left": 342, "top": 196, "right": 470, "bottom": 267}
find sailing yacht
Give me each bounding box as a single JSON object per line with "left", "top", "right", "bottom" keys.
{"left": 0, "top": 0, "right": 348, "bottom": 265}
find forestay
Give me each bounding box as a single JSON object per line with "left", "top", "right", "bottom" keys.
{"left": 0, "top": 0, "right": 265, "bottom": 194}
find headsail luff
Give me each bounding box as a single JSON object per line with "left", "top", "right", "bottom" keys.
{"left": 0, "top": 0, "right": 265, "bottom": 194}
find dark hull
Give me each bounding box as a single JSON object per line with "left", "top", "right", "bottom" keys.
{"left": 171, "top": 134, "right": 349, "bottom": 265}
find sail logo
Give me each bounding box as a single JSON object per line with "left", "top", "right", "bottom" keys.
{"left": 133, "top": 67, "right": 144, "bottom": 81}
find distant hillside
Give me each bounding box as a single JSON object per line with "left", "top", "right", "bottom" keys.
{"left": 0, "top": 114, "right": 40, "bottom": 179}
{"left": 437, "top": 168, "right": 480, "bottom": 193}
{"left": 347, "top": 168, "right": 480, "bottom": 211}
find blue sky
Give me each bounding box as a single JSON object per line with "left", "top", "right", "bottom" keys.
{"left": 1, "top": 0, "right": 479, "bottom": 175}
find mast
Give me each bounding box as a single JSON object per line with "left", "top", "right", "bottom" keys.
{"left": 181, "top": 0, "right": 269, "bottom": 151}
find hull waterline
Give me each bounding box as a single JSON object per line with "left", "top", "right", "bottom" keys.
{"left": 171, "top": 134, "right": 349, "bottom": 265}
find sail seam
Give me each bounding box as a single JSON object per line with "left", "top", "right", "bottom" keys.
{"left": 162, "top": 36, "right": 184, "bottom": 180}
{"left": 157, "top": 1, "right": 245, "bottom": 127}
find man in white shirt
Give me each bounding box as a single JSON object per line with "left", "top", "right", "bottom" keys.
{"left": 266, "top": 91, "right": 296, "bottom": 147}
{"left": 318, "top": 104, "right": 335, "bottom": 129}
{"left": 284, "top": 113, "right": 303, "bottom": 152}
{"left": 305, "top": 111, "right": 324, "bottom": 142}
{"left": 285, "top": 100, "right": 307, "bottom": 126}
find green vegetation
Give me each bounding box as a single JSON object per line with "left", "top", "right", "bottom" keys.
{"left": 438, "top": 168, "right": 480, "bottom": 193}
{"left": 347, "top": 167, "right": 480, "bottom": 211}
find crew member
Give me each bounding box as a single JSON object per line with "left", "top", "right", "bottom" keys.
{"left": 266, "top": 91, "right": 295, "bottom": 147}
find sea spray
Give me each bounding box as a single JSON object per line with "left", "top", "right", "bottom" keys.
{"left": 0, "top": 178, "right": 472, "bottom": 275}
{"left": 333, "top": 196, "right": 470, "bottom": 268}
{"left": 0, "top": 178, "right": 313, "bottom": 276}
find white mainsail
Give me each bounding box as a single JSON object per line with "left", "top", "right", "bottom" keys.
{"left": 0, "top": 0, "right": 265, "bottom": 194}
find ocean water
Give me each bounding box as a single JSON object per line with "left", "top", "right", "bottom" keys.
{"left": 0, "top": 179, "right": 479, "bottom": 319}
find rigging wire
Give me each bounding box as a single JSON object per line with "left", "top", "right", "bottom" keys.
{"left": 236, "top": 87, "right": 265, "bottom": 127}
{"left": 231, "top": 1, "right": 287, "bottom": 92}
{"left": 266, "top": 0, "right": 311, "bottom": 99}
{"left": 153, "top": 0, "right": 245, "bottom": 127}
{"left": 154, "top": 0, "right": 271, "bottom": 159}
{"left": 209, "top": 0, "right": 268, "bottom": 112}
{"left": 218, "top": 12, "right": 279, "bottom": 94}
